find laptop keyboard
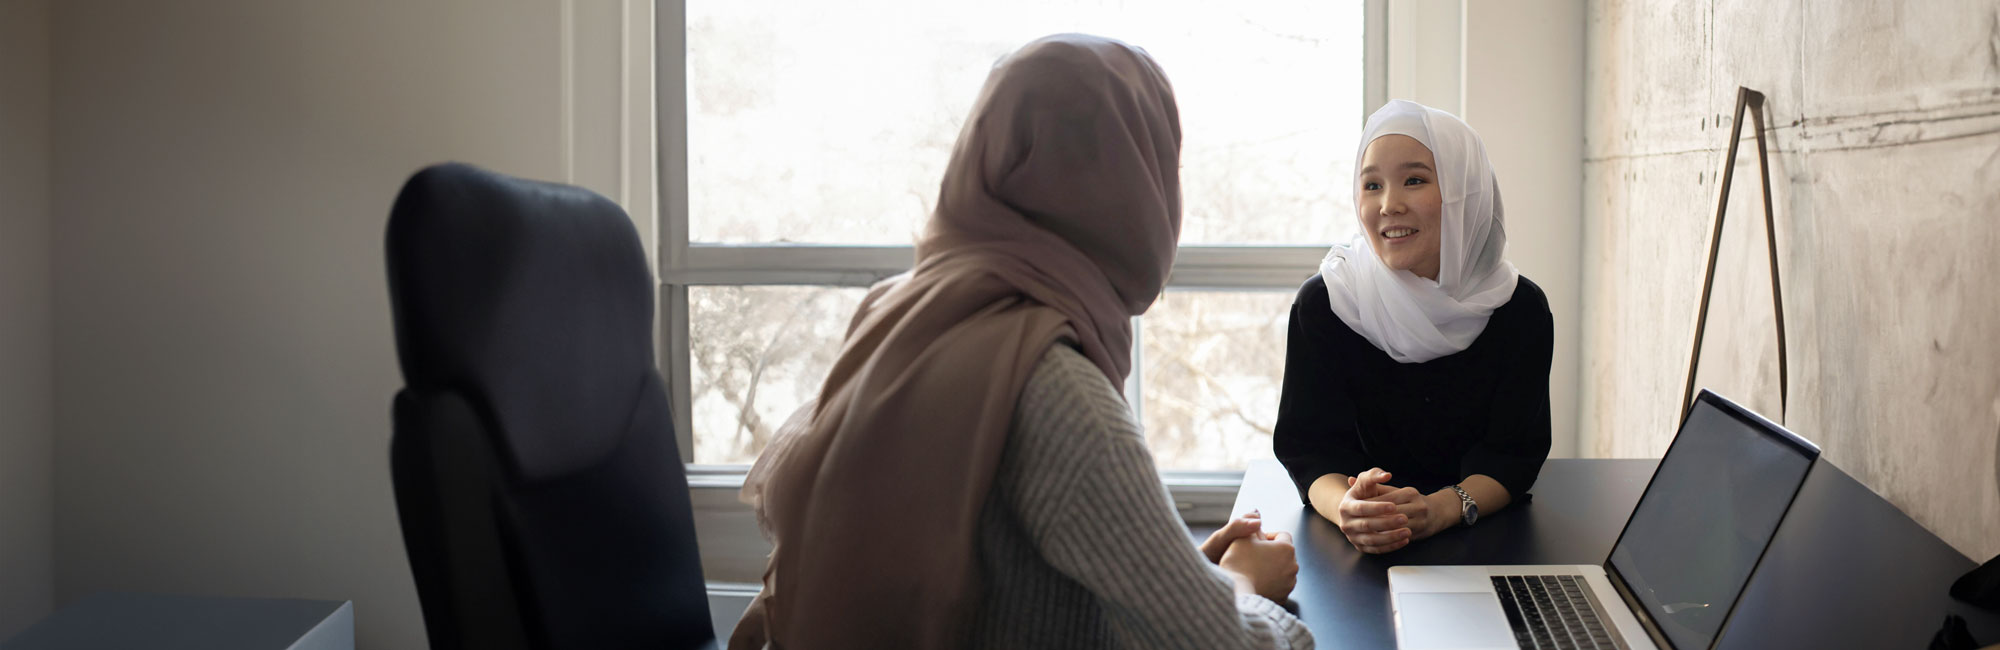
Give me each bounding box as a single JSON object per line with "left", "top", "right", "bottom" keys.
{"left": 1492, "top": 575, "right": 1621, "bottom": 650}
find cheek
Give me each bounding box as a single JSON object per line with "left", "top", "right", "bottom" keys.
{"left": 1419, "top": 194, "right": 1444, "bottom": 229}
{"left": 1357, "top": 205, "right": 1380, "bottom": 231}
{"left": 1417, "top": 196, "right": 1444, "bottom": 258}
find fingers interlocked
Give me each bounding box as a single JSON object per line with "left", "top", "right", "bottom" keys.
{"left": 1339, "top": 468, "right": 1413, "bottom": 554}
{"left": 1201, "top": 510, "right": 1265, "bottom": 564}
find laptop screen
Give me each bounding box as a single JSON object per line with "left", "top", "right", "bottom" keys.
{"left": 1605, "top": 393, "right": 1817, "bottom": 649}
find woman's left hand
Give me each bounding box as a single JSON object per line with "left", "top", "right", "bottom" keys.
{"left": 1200, "top": 510, "right": 1265, "bottom": 564}
{"left": 1364, "top": 484, "right": 1458, "bottom": 540}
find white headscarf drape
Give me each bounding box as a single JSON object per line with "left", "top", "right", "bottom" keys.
{"left": 1318, "top": 99, "right": 1518, "bottom": 364}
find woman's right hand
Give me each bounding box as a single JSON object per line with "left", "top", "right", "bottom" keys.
{"left": 1337, "top": 468, "right": 1412, "bottom": 554}
{"left": 1199, "top": 510, "right": 1264, "bottom": 565}
{"left": 1219, "top": 531, "right": 1299, "bottom": 603}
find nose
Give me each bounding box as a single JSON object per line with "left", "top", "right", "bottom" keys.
{"left": 1379, "top": 188, "right": 1408, "bottom": 216}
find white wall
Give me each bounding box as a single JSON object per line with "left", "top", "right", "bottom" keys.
{"left": 49, "top": 2, "right": 647, "bottom": 648}
{"left": 1384, "top": 0, "right": 1462, "bottom": 116}
{"left": 1462, "top": 0, "right": 1585, "bottom": 458}
{"left": 1389, "top": 0, "right": 1586, "bottom": 458}
{"left": 0, "top": 0, "right": 55, "bottom": 640}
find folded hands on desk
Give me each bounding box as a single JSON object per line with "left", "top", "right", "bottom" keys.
{"left": 1200, "top": 510, "right": 1301, "bottom": 603}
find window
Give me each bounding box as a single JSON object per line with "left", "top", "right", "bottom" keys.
{"left": 687, "top": 285, "right": 864, "bottom": 465}
{"left": 661, "top": 1, "right": 1383, "bottom": 471}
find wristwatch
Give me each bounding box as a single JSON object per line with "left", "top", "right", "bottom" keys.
{"left": 1450, "top": 484, "right": 1478, "bottom": 527}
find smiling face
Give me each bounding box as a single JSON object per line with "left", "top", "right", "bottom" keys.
{"left": 1356, "top": 134, "right": 1444, "bottom": 281}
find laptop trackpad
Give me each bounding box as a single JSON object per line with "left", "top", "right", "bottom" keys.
{"left": 1397, "top": 592, "right": 1516, "bottom": 650}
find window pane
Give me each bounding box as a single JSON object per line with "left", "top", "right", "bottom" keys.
{"left": 689, "top": 285, "right": 866, "bottom": 464}
{"left": 688, "top": 1, "right": 1363, "bottom": 246}
{"left": 1139, "top": 290, "right": 1295, "bottom": 470}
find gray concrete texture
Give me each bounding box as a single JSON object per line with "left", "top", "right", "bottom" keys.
{"left": 1583, "top": 1, "right": 2000, "bottom": 559}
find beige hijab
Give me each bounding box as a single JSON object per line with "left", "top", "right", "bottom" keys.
{"left": 730, "top": 34, "right": 1181, "bottom": 649}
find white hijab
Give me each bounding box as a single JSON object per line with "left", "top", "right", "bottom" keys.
{"left": 1319, "top": 100, "right": 1518, "bottom": 364}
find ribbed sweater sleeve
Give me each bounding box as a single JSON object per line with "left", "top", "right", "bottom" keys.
{"left": 1002, "top": 344, "right": 1314, "bottom": 650}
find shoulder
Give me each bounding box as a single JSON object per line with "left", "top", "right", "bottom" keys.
{"left": 1489, "top": 273, "right": 1553, "bottom": 346}
{"left": 1287, "top": 275, "right": 1374, "bottom": 362}
{"left": 1294, "top": 273, "right": 1332, "bottom": 312}
{"left": 1291, "top": 274, "right": 1353, "bottom": 334}
{"left": 1024, "top": 342, "right": 1119, "bottom": 400}
{"left": 1507, "top": 274, "right": 1551, "bottom": 315}
{"left": 1014, "top": 343, "right": 1140, "bottom": 448}
{"left": 1004, "top": 344, "right": 1157, "bottom": 509}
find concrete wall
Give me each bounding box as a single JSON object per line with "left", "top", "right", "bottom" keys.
{"left": 0, "top": 0, "right": 56, "bottom": 639}
{"left": 49, "top": 2, "right": 647, "bottom": 647}
{"left": 1582, "top": 0, "right": 2000, "bottom": 560}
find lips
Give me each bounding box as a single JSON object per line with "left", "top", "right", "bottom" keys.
{"left": 1381, "top": 227, "right": 1418, "bottom": 240}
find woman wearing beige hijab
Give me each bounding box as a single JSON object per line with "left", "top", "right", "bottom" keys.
{"left": 729, "top": 34, "right": 1312, "bottom": 650}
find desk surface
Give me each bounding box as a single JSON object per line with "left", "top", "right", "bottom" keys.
{"left": 1232, "top": 457, "right": 2000, "bottom": 649}
{"left": 1, "top": 592, "right": 353, "bottom": 650}
{"left": 1233, "top": 458, "right": 1658, "bottom": 649}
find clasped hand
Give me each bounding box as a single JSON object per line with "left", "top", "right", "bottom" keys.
{"left": 1199, "top": 510, "right": 1299, "bottom": 603}
{"left": 1336, "top": 467, "right": 1451, "bottom": 554}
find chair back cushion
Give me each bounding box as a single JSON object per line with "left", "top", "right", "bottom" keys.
{"left": 386, "top": 163, "right": 712, "bottom": 649}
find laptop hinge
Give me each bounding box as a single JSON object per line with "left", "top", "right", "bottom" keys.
{"left": 1604, "top": 562, "right": 1676, "bottom": 648}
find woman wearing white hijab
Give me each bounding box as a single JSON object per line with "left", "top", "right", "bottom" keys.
{"left": 1273, "top": 100, "right": 1553, "bottom": 554}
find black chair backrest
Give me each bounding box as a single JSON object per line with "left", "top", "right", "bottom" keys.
{"left": 385, "top": 163, "right": 712, "bottom": 650}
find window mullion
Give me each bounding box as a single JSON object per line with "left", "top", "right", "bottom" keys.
{"left": 666, "top": 244, "right": 1328, "bottom": 289}
{"left": 1166, "top": 245, "right": 1328, "bottom": 290}
{"left": 671, "top": 245, "right": 914, "bottom": 287}
{"left": 1126, "top": 314, "right": 1144, "bottom": 408}
{"left": 656, "top": 0, "right": 695, "bottom": 459}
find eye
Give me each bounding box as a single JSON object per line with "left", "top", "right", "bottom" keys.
{"left": 1362, "top": 181, "right": 1382, "bottom": 191}
{"left": 1404, "top": 176, "right": 1428, "bottom": 186}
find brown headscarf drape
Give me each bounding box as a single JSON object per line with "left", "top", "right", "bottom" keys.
{"left": 729, "top": 33, "right": 1182, "bottom": 649}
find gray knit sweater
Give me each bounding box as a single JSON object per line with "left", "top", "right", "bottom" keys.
{"left": 966, "top": 343, "right": 1314, "bottom": 649}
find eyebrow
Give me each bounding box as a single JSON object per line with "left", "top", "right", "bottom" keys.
{"left": 1358, "top": 161, "right": 1435, "bottom": 175}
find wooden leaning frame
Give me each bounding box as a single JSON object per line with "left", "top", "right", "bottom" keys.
{"left": 1680, "top": 86, "right": 1788, "bottom": 424}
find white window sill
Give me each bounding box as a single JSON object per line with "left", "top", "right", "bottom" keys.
{"left": 686, "top": 465, "right": 1246, "bottom": 583}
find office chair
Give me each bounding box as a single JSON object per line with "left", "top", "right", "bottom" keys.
{"left": 385, "top": 163, "right": 713, "bottom": 650}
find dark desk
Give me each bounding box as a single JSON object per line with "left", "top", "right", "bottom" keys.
{"left": 1231, "top": 458, "right": 2000, "bottom": 648}
{"left": 1, "top": 593, "right": 353, "bottom": 650}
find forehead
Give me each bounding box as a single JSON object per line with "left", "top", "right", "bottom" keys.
{"left": 1360, "top": 134, "right": 1435, "bottom": 167}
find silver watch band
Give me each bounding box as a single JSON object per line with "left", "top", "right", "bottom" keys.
{"left": 1450, "top": 484, "right": 1477, "bottom": 526}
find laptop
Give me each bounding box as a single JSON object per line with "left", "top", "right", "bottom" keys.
{"left": 1388, "top": 390, "right": 1820, "bottom": 650}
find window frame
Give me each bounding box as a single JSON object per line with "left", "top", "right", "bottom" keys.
{"left": 655, "top": 0, "right": 1391, "bottom": 501}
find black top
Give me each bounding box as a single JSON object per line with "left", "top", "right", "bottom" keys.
{"left": 1274, "top": 273, "right": 1553, "bottom": 503}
